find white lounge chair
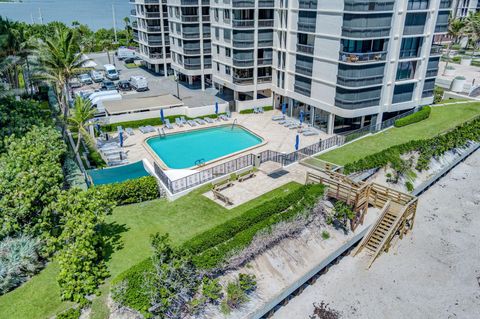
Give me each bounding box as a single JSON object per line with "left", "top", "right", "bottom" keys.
{"left": 164, "top": 119, "right": 174, "bottom": 129}
{"left": 195, "top": 118, "right": 206, "bottom": 125}
{"left": 272, "top": 115, "right": 285, "bottom": 121}
{"left": 125, "top": 128, "right": 134, "bottom": 135}
{"left": 145, "top": 125, "right": 156, "bottom": 133}
{"left": 204, "top": 117, "right": 214, "bottom": 123}
{"left": 180, "top": 116, "right": 188, "bottom": 125}
{"left": 259, "top": 107, "right": 264, "bottom": 113}
{"left": 187, "top": 120, "right": 197, "bottom": 127}
{"left": 175, "top": 118, "right": 184, "bottom": 127}
{"left": 253, "top": 107, "right": 259, "bottom": 114}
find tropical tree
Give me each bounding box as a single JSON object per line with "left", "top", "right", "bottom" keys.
{"left": 463, "top": 12, "right": 480, "bottom": 57}
{"left": 443, "top": 18, "right": 465, "bottom": 75}
{"left": 36, "top": 26, "right": 90, "bottom": 131}
{"left": 123, "top": 16, "right": 132, "bottom": 45}
{"left": 68, "top": 96, "right": 96, "bottom": 153}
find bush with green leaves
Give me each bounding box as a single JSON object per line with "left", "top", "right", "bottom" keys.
{"left": 434, "top": 86, "right": 444, "bottom": 104}
{"left": 0, "top": 97, "right": 52, "bottom": 153}
{"left": 220, "top": 280, "right": 247, "bottom": 315}
{"left": 53, "top": 188, "right": 114, "bottom": 302}
{"left": 202, "top": 277, "right": 223, "bottom": 303}
{"left": 55, "top": 308, "right": 81, "bottom": 319}
{"left": 239, "top": 106, "right": 274, "bottom": 114}
{"left": 394, "top": 106, "right": 431, "bottom": 128}
{"left": 95, "top": 176, "right": 159, "bottom": 206}
{"left": 344, "top": 117, "right": 480, "bottom": 174}
{"left": 0, "top": 126, "right": 66, "bottom": 240}
{"left": 238, "top": 273, "right": 256, "bottom": 293}
{"left": 0, "top": 235, "right": 41, "bottom": 295}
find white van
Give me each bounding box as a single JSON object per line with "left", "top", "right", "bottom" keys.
{"left": 104, "top": 64, "right": 119, "bottom": 81}
{"left": 117, "top": 47, "right": 136, "bottom": 60}
{"left": 129, "top": 76, "right": 149, "bottom": 92}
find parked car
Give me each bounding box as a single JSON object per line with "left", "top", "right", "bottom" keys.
{"left": 117, "top": 80, "right": 132, "bottom": 91}
{"left": 116, "top": 47, "right": 136, "bottom": 60}
{"left": 124, "top": 57, "right": 135, "bottom": 64}
{"left": 101, "top": 80, "right": 117, "bottom": 91}
{"left": 104, "top": 64, "right": 119, "bottom": 80}
{"left": 129, "top": 75, "right": 149, "bottom": 92}
{"left": 78, "top": 73, "right": 93, "bottom": 85}
{"left": 69, "top": 78, "right": 81, "bottom": 89}
{"left": 90, "top": 70, "right": 104, "bottom": 83}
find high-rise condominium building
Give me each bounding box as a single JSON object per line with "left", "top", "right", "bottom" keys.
{"left": 453, "top": 0, "right": 479, "bottom": 18}
{"left": 131, "top": 0, "right": 452, "bottom": 134}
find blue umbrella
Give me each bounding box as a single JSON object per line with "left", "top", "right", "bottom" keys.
{"left": 119, "top": 131, "right": 124, "bottom": 147}
{"left": 295, "top": 134, "right": 300, "bottom": 151}
{"left": 160, "top": 109, "right": 165, "bottom": 124}
{"left": 299, "top": 110, "right": 304, "bottom": 125}
{"left": 215, "top": 102, "right": 219, "bottom": 115}
{"left": 282, "top": 102, "right": 287, "bottom": 115}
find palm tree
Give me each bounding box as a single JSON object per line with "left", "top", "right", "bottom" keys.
{"left": 123, "top": 17, "right": 132, "bottom": 45}
{"left": 68, "top": 96, "right": 96, "bottom": 153}
{"left": 36, "top": 26, "right": 90, "bottom": 132}
{"left": 443, "top": 18, "right": 465, "bottom": 75}
{"left": 463, "top": 12, "right": 480, "bottom": 58}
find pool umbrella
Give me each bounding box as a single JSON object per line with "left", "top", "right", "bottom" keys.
{"left": 299, "top": 110, "right": 304, "bottom": 125}
{"left": 295, "top": 134, "right": 300, "bottom": 151}
{"left": 160, "top": 109, "right": 165, "bottom": 124}
{"left": 282, "top": 102, "right": 287, "bottom": 115}
{"left": 119, "top": 131, "right": 124, "bottom": 147}
{"left": 215, "top": 101, "right": 219, "bottom": 114}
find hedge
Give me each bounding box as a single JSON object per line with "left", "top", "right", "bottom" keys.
{"left": 95, "top": 176, "right": 159, "bottom": 205}
{"left": 182, "top": 184, "right": 321, "bottom": 255}
{"left": 344, "top": 116, "right": 480, "bottom": 174}
{"left": 394, "top": 106, "right": 431, "bottom": 128}
{"left": 192, "top": 184, "right": 325, "bottom": 269}
{"left": 102, "top": 113, "right": 226, "bottom": 132}
{"left": 239, "top": 106, "right": 274, "bottom": 114}
{"left": 111, "top": 184, "right": 325, "bottom": 314}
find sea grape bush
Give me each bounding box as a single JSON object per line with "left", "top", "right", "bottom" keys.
{"left": 0, "top": 235, "right": 41, "bottom": 295}
{"left": 95, "top": 176, "right": 159, "bottom": 206}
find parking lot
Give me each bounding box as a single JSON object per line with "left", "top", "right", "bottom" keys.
{"left": 76, "top": 52, "right": 228, "bottom": 108}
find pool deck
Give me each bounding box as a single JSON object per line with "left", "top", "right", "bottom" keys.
{"left": 119, "top": 110, "right": 333, "bottom": 171}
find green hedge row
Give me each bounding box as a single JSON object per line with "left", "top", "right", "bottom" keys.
{"left": 182, "top": 184, "right": 319, "bottom": 255}
{"left": 239, "top": 106, "right": 274, "bottom": 114}
{"left": 344, "top": 116, "right": 480, "bottom": 174}
{"left": 192, "top": 184, "right": 325, "bottom": 269}
{"left": 102, "top": 113, "right": 226, "bottom": 132}
{"left": 95, "top": 176, "right": 159, "bottom": 206}
{"left": 111, "top": 184, "right": 325, "bottom": 314}
{"left": 394, "top": 106, "right": 431, "bottom": 128}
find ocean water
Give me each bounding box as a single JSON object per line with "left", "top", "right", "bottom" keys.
{"left": 0, "top": 0, "right": 132, "bottom": 30}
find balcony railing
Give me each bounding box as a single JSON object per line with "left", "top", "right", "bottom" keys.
{"left": 439, "top": 0, "right": 452, "bottom": 9}
{"left": 181, "top": 0, "right": 198, "bottom": 5}
{"left": 258, "top": 58, "right": 273, "bottom": 65}
{"left": 335, "top": 97, "right": 380, "bottom": 109}
{"left": 131, "top": 9, "right": 137, "bottom": 16}
{"left": 297, "top": 44, "right": 314, "bottom": 54}
{"left": 399, "top": 49, "right": 421, "bottom": 58}
{"left": 295, "top": 64, "right": 313, "bottom": 76}
{"left": 232, "top": 0, "right": 255, "bottom": 7}
{"left": 299, "top": 0, "right": 317, "bottom": 9}
{"left": 145, "top": 12, "right": 161, "bottom": 18}
{"left": 148, "top": 37, "right": 163, "bottom": 45}
{"left": 435, "top": 24, "right": 448, "bottom": 33}
{"left": 182, "top": 15, "right": 199, "bottom": 22}
{"left": 233, "top": 39, "right": 254, "bottom": 48}
{"left": 425, "top": 68, "right": 439, "bottom": 78}
{"left": 258, "top": 0, "right": 275, "bottom": 7}
{"left": 233, "top": 76, "right": 254, "bottom": 85}
{"left": 336, "top": 74, "right": 384, "bottom": 87}
{"left": 232, "top": 20, "right": 255, "bottom": 28}
{"left": 392, "top": 92, "right": 413, "bottom": 104}
{"left": 403, "top": 25, "right": 425, "bottom": 35}
{"left": 407, "top": 0, "right": 429, "bottom": 10}
{"left": 233, "top": 58, "right": 254, "bottom": 67}
{"left": 294, "top": 83, "right": 311, "bottom": 97}
{"left": 258, "top": 19, "right": 274, "bottom": 27}
{"left": 184, "top": 62, "right": 202, "bottom": 69}
{"left": 257, "top": 76, "right": 272, "bottom": 83}
{"left": 257, "top": 39, "right": 273, "bottom": 47}
{"left": 342, "top": 25, "right": 391, "bottom": 38}
{"left": 344, "top": 1, "right": 395, "bottom": 12}
{"left": 147, "top": 26, "right": 163, "bottom": 32}
{"left": 183, "top": 31, "right": 201, "bottom": 38}
{"left": 183, "top": 47, "right": 201, "bottom": 54}
{"left": 422, "top": 89, "right": 434, "bottom": 98}
{"left": 148, "top": 53, "right": 163, "bottom": 59}
{"left": 132, "top": 21, "right": 138, "bottom": 28}
{"left": 339, "top": 51, "right": 387, "bottom": 63}
{"left": 298, "top": 21, "right": 316, "bottom": 33}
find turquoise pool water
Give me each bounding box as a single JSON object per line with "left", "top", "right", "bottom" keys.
{"left": 147, "top": 125, "right": 263, "bottom": 169}
{"left": 88, "top": 161, "right": 150, "bottom": 185}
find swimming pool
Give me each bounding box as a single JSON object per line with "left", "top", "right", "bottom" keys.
{"left": 146, "top": 125, "right": 263, "bottom": 169}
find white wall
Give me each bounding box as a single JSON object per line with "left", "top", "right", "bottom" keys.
{"left": 103, "top": 102, "right": 229, "bottom": 124}
{"left": 236, "top": 97, "right": 272, "bottom": 112}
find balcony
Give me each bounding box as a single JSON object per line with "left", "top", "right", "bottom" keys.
{"left": 232, "top": 0, "right": 255, "bottom": 7}
{"left": 182, "top": 16, "right": 199, "bottom": 22}
{"left": 335, "top": 96, "right": 380, "bottom": 109}
{"left": 233, "top": 58, "right": 254, "bottom": 67}
{"left": 339, "top": 51, "right": 387, "bottom": 63}
{"left": 403, "top": 25, "right": 425, "bottom": 36}
{"left": 399, "top": 49, "right": 421, "bottom": 59}
{"left": 130, "top": 9, "right": 137, "bottom": 16}
{"left": 392, "top": 92, "right": 413, "bottom": 103}
{"left": 132, "top": 21, "right": 138, "bottom": 28}
{"left": 297, "top": 44, "right": 314, "bottom": 55}
{"left": 435, "top": 23, "right": 448, "bottom": 33}
{"left": 147, "top": 26, "right": 163, "bottom": 32}
{"left": 258, "top": 58, "right": 273, "bottom": 65}
{"left": 202, "top": 0, "right": 209, "bottom": 5}
{"left": 299, "top": 0, "right": 317, "bottom": 9}
{"left": 181, "top": 0, "right": 199, "bottom": 5}
{"left": 343, "top": 1, "right": 395, "bottom": 12}
{"left": 183, "top": 47, "right": 201, "bottom": 55}
{"left": 184, "top": 62, "right": 202, "bottom": 69}
{"left": 296, "top": 63, "right": 313, "bottom": 76}
{"left": 407, "top": 0, "right": 429, "bottom": 10}
{"left": 257, "top": 39, "right": 273, "bottom": 47}
{"left": 258, "top": 0, "right": 275, "bottom": 7}
{"left": 147, "top": 37, "right": 163, "bottom": 45}
{"left": 148, "top": 53, "right": 164, "bottom": 59}
{"left": 233, "top": 39, "right": 254, "bottom": 48}
{"left": 430, "top": 44, "right": 443, "bottom": 55}
{"left": 257, "top": 76, "right": 272, "bottom": 83}
{"left": 294, "top": 82, "right": 311, "bottom": 97}
{"left": 342, "top": 25, "right": 391, "bottom": 38}
{"left": 422, "top": 89, "right": 434, "bottom": 98}
{"left": 439, "top": 0, "right": 452, "bottom": 9}
{"left": 233, "top": 76, "right": 254, "bottom": 85}
{"left": 182, "top": 31, "right": 201, "bottom": 38}
{"left": 425, "top": 68, "right": 439, "bottom": 78}
{"left": 258, "top": 19, "right": 274, "bottom": 27}
{"left": 144, "top": 12, "right": 161, "bottom": 18}
{"left": 298, "top": 21, "right": 316, "bottom": 33}
{"left": 232, "top": 20, "right": 255, "bottom": 28}
{"left": 337, "top": 74, "right": 384, "bottom": 87}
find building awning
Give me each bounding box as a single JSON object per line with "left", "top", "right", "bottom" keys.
{"left": 103, "top": 94, "right": 184, "bottom": 115}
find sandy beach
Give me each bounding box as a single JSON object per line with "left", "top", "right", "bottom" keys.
{"left": 273, "top": 150, "right": 480, "bottom": 319}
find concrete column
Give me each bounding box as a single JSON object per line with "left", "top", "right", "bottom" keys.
{"left": 327, "top": 113, "right": 335, "bottom": 135}
{"left": 155, "top": 64, "right": 160, "bottom": 74}
{"left": 374, "top": 112, "right": 383, "bottom": 130}
{"left": 163, "top": 63, "right": 168, "bottom": 78}
{"left": 310, "top": 106, "right": 315, "bottom": 126}
{"left": 201, "top": 74, "right": 205, "bottom": 91}
{"left": 360, "top": 116, "right": 365, "bottom": 128}
{"left": 288, "top": 98, "right": 293, "bottom": 117}
{"left": 188, "top": 76, "right": 193, "bottom": 85}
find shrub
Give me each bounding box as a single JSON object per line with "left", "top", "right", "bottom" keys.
{"left": 220, "top": 280, "right": 247, "bottom": 314}
{"left": 394, "top": 106, "right": 431, "bottom": 128}
{"left": 239, "top": 106, "right": 274, "bottom": 114}
{"left": 202, "top": 277, "right": 223, "bottom": 303}
{"left": 238, "top": 273, "right": 256, "bottom": 293}
{"left": 321, "top": 230, "right": 330, "bottom": 240}
{"left": 405, "top": 181, "right": 414, "bottom": 192}
{"left": 56, "top": 308, "right": 81, "bottom": 319}
{"left": 451, "top": 44, "right": 461, "bottom": 50}
{"left": 0, "top": 236, "right": 41, "bottom": 295}
{"left": 95, "top": 176, "right": 159, "bottom": 205}
{"left": 434, "top": 86, "right": 445, "bottom": 104}
{"left": 452, "top": 56, "right": 461, "bottom": 63}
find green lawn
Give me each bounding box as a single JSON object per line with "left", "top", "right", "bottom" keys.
{"left": 319, "top": 102, "right": 480, "bottom": 166}
{"left": 0, "top": 182, "right": 301, "bottom": 319}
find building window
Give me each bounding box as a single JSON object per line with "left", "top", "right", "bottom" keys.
{"left": 217, "top": 62, "right": 220, "bottom": 71}
{"left": 214, "top": 8, "right": 219, "bottom": 21}
{"left": 225, "top": 47, "right": 231, "bottom": 57}
{"left": 226, "top": 66, "right": 231, "bottom": 75}
{"left": 215, "top": 27, "right": 220, "bottom": 40}
{"left": 224, "top": 28, "right": 231, "bottom": 41}
{"left": 224, "top": 9, "right": 230, "bottom": 20}
{"left": 216, "top": 45, "right": 220, "bottom": 54}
